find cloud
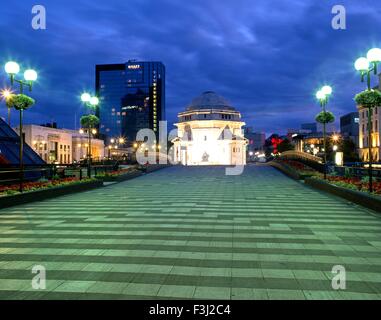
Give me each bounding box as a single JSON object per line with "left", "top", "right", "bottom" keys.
{"left": 0, "top": 0, "right": 380, "bottom": 136}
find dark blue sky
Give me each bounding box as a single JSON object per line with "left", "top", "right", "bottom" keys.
{"left": 1, "top": 0, "right": 381, "bottom": 135}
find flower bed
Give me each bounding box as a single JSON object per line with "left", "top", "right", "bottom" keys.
{"left": 271, "top": 159, "right": 321, "bottom": 179}
{"left": 0, "top": 178, "right": 103, "bottom": 210}
{"left": 314, "top": 175, "right": 381, "bottom": 195}
{"left": 305, "top": 177, "right": 381, "bottom": 213}
{"left": 280, "top": 159, "right": 321, "bottom": 176}
{"left": 0, "top": 177, "right": 93, "bottom": 197}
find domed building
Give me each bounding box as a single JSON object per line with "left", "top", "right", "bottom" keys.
{"left": 172, "top": 91, "right": 247, "bottom": 165}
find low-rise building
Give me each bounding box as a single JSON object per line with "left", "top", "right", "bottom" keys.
{"left": 14, "top": 124, "right": 105, "bottom": 164}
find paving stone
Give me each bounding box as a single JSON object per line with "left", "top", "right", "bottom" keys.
{"left": 0, "top": 165, "right": 381, "bottom": 299}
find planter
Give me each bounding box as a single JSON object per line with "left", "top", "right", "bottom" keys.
{"left": 269, "top": 161, "right": 301, "bottom": 180}
{"left": 305, "top": 177, "right": 381, "bottom": 213}
{"left": 0, "top": 180, "right": 103, "bottom": 210}
{"left": 96, "top": 170, "right": 143, "bottom": 182}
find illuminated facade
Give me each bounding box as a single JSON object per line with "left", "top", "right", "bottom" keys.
{"left": 358, "top": 106, "right": 381, "bottom": 161}
{"left": 172, "top": 91, "right": 247, "bottom": 166}
{"left": 14, "top": 124, "right": 105, "bottom": 164}
{"left": 96, "top": 61, "right": 165, "bottom": 144}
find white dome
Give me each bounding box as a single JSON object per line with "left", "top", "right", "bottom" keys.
{"left": 186, "top": 91, "right": 235, "bottom": 111}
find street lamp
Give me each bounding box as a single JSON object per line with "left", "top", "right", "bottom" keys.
{"left": 80, "top": 93, "right": 99, "bottom": 177}
{"left": 315, "top": 85, "right": 333, "bottom": 179}
{"left": 354, "top": 47, "right": 381, "bottom": 193}
{"left": 4, "top": 61, "right": 38, "bottom": 192}
{"left": 79, "top": 127, "right": 97, "bottom": 177}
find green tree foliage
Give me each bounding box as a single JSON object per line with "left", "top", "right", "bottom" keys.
{"left": 278, "top": 138, "right": 294, "bottom": 153}
{"left": 80, "top": 114, "right": 99, "bottom": 128}
{"left": 354, "top": 89, "right": 381, "bottom": 108}
{"left": 7, "top": 94, "right": 35, "bottom": 110}
{"left": 315, "top": 111, "right": 335, "bottom": 124}
{"left": 341, "top": 138, "right": 360, "bottom": 162}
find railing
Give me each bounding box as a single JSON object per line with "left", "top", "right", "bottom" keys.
{"left": 0, "top": 165, "right": 54, "bottom": 185}
{"left": 278, "top": 151, "right": 325, "bottom": 173}
{"left": 332, "top": 165, "right": 381, "bottom": 179}
{"left": 0, "top": 163, "right": 119, "bottom": 186}
{"left": 280, "top": 151, "right": 323, "bottom": 163}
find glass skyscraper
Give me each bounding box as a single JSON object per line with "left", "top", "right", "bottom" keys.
{"left": 95, "top": 60, "right": 165, "bottom": 143}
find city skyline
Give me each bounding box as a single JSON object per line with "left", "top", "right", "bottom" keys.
{"left": 1, "top": 0, "right": 381, "bottom": 135}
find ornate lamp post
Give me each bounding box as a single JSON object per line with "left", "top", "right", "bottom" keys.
{"left": 80, "top": 93, "right": 99, "bottom": 178}
{"left": 315, "top": 85, "right": 334, "bottom": 179}
{"left": 4, "top": 61, "right": 38, "bottom": 192}
{"left": 354, "top": 47, "right": 381, "bottom": 193}
{"left": 79, "top": 117, "right": 99, "bottom": 178}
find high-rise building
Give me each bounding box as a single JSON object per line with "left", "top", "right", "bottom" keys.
{"left": 301, "top": 123, "right": 317, "bottom": 133}
{"left": 96, "top": 60, "right": 165, "bottom": 143}
{"left": 244, "top": 127, "right": 265, "bottom": 153}
{"left": 340, "top": 112, "right": 359, "bottom": 147}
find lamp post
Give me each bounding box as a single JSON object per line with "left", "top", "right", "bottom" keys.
{"left": 315, "top": 85, "right": 333, "bottom": 179}
{"left": 354, "top": 47, "right": 381, "bottom": 193}
{"left": 4, "top": 61, "right": 38, "bottom": 192}
{"left": 80, "top": 93, "right": 99, "bottom": 178}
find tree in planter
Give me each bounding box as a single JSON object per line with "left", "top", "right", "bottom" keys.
{"left": 3, "top": 61, "right": 38, "bottom": 193}
{"left": 354, "top": 47, "right": 381, "bottom": 192}
{"left": 341, "top": 138, "right": 360, "bottom": 163}
{"left": 80, "top": 114, "right": 100, "bottom": 177}
{"left": 354, "top": 89, "right": 381, "bottom": 192}
{"left": 277, "top": 138, "right": 294, "bottom": 153}
{"left": 315, "top": 86, "right": 334, "bottom": 179}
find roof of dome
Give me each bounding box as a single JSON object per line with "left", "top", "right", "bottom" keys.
{"left": 186, "top": 91, "right": 235, "bottom": 111}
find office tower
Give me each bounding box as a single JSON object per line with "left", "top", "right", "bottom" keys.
{"left": 96, "top": 60, "right": 165, "bottom": 143}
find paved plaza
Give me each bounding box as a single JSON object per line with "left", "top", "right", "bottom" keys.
{"left": 1, "top": 165, "right": 381, "bottom": 299}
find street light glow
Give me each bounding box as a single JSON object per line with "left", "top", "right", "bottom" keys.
{"left": 81, "top": 93, "right": 91, "bottom": 102}
{"left": 90, "top": 96, "right": 99, "bottom": 106}
{"left": 1, "top": 89, "right": 12, "bottom": 98}
{"left": 367, "top": 48, "right": 381, "bottom": 63}
{"left": 354, "top": 57, "right": 370, "bottom": 71}
{"left": 24, "top": 69, "right": 38, "bottom": 82}
{"left": 321, "top": 85, "right": 332, "bottom": 95}
{"left": 5, "top": 61, "right": 20, "bottom": 75}
{"left": 316, "top": 90, "right": 325, "bottom": 100}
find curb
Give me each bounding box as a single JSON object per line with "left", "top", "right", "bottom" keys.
{"left": 305, "top": 177, "right": 381, "bottom": 213}
{"left": 0, "top": 180, "right": 104, "bottom": 210}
